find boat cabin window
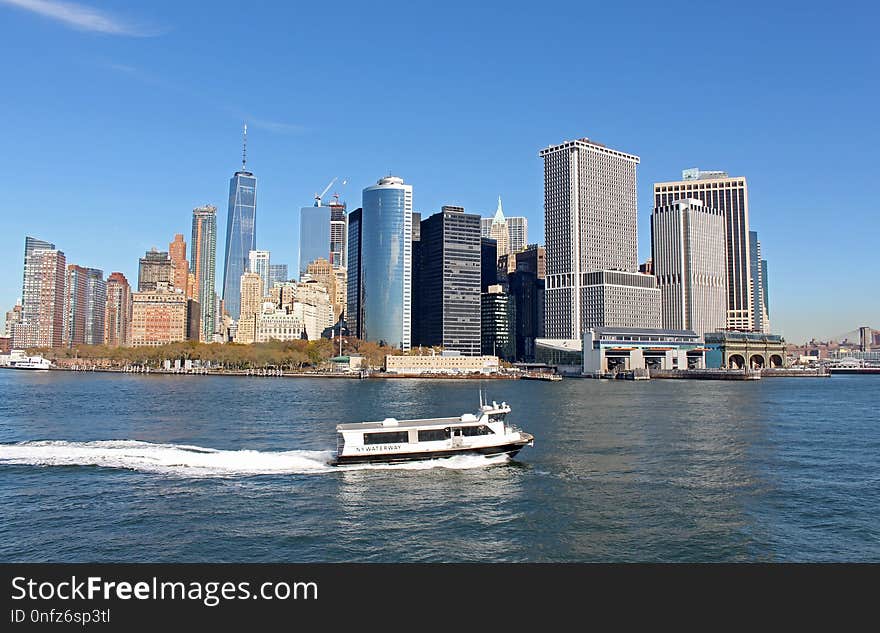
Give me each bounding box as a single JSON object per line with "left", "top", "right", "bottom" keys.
{"left": 461, "top": 425, "right": 495, "bottom": 436}
{"left": 363, "top": 431, "right": 409, "bottom": 445}
{"left": 418, "top": 429, "right": 450, "bottom": 442}
{"left": 488, "top": 413, "right": 507, "bottom": 423}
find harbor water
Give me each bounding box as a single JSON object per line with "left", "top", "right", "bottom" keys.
{"left": 1, "top": 371, "right": 878, "bottom": 562}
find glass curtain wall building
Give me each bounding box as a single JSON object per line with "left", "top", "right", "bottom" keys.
{"left": 416, "top": 207, "right": 481, "bottom": 354}
{"left": 346, "top": 208, "right": 363, "bottom": 337}
{"left": 268, "top": 264, "right": 288, "bottom": 288}
{"left": 222, "top": 164, "right": 257, "bottom": 320}
{"left": 359, "top": 176, "right": 413, "bottom": 350}
{"left": 85, "top": 268, "right": 106, "bottom": 345}
{"left": 299, "top": 205, "right": 332, "bottom": 278}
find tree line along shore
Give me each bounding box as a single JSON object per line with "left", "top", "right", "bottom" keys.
{"left": 23, "top": 338, "right": 421, "bottom": 371}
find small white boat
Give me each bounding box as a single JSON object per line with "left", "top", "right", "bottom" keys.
{"left": 332, "top": 398, "right": 534, "bottom": 466}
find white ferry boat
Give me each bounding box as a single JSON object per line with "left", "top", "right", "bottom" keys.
{"left": 6, "top": 355, "right": 53, "bottom": 370}
{"left": 332, "top": 398, "right": 534, "bottom": 465}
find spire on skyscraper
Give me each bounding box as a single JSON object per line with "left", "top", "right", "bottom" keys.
{"left": 493, "top": 195, "right": 505, "bottom": 224}
{"left": 242, "top": 123, "right": 248, "bottom": 171}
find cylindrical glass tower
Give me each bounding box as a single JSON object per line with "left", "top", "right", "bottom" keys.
{"left": 360, "top": 176, "right": 412, "bottom": 350}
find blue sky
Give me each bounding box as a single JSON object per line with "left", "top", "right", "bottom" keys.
{"left": 0, "top": 0, "right": 877, "bottom": 344}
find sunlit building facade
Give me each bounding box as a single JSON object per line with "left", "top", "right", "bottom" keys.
{"left": 104, "top": 272, "right": 132, "bottom": 347}
{"left": 191, "top": 204, "right": 217, "bottom": 342}
{"left": 357, "top": 176, "right": 413, "bottom": 350}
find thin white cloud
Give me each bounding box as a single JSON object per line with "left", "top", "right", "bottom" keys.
{"left": 1, "top": 0, "right": 160, "bottom": 36}
{"left": 246, "top": 117, "right": 309, "bottom": 136}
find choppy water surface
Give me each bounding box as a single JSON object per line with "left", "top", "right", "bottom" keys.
{"left": 1, "top": 371, "right": 877, "bottom": 562}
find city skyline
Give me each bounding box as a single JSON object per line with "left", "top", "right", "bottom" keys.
{"left": 0, "top": 2, "right": 877, "bottom": 343}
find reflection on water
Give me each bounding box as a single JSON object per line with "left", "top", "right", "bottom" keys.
{"left": 0, "top": 371, "right": 878, "bottom": 562}
{"left": 335, "top": 461, "right": 526, "bottom": 561}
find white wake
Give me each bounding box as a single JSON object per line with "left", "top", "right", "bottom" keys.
{"left": 0, "top": 440, "right": 508, "bottom": 477}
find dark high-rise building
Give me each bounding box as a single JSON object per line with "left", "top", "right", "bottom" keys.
{"left": 138, "top": 249, "right": 173, "bottom": 292}
{"left": 186, "top": 299, "right": 201, "bottom": 342}
{"left": 516, "top": 245, "right": 546, "bottom": 279}
{"left": 345, "top": 207, "right": 363, "bottom": 338}
{"left": 411, "top": 212, "right": 422, "bottom": 345}
{"left": 221, "top": 125, "right": 257, "bottom": 320}
{"left": 508, "top": 270, "right": 545, "bottom": 361}
{"left": 480, "top": 237, "right": 497, "bottom": 292}
{"left": 481, "top": 285, "right": 515, "bottom": 360}
{"left": 415, "top": 206, "right": 481, "bottom": 354}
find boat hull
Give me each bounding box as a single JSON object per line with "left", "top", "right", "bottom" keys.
{"left": 332, "top": 437, "right": 533, "bottom": 466}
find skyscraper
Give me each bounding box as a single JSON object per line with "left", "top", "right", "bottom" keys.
{"left": 540, "top": 137, "right": 654, "bottom": 338}
{"left": 357, "top": 176, "right": 413, "bottom": 349}
{"left": 329, "top": 197, "right": 347, "bottom": 267}
{"left": 138, "top": 249, "right": 173, "bottom": 292}
{"left": 346, "top": 207, "right": 363, "bottom": 337}
{"left": 508, "top": 247, "right": 547, "bottom": 359}
{"left": 507, "top": 216, "right": 528, "bottom": 254}
{"left": 63, "top": 265, "right": 104, "bottom": 347}
{"left": 248, "top": 249, "right": 271, "bottom": 297}
{"left": 760, "top": 259, "right": 770, "bottom": 333}
{"left": 20, "top": 236, "right": 55, "bottom": 336}
{"left": 749, "top": 231, "right": 770, "bottom": 333}
{"left": 480, "top": 198, "right": 527, "bottom": 255}
{"left": 104, "top": 272, "right": 132, "bottom": 347}
{"left": 15, "top": 245, "right": 66, "bottom": 348}
{"left": 85, "top": 268, "right": 106, "bottom": 345}
{"left": 299, "top": 204, "right": 331, "bottom": 278}
{"left": 415, "top": 206, "right": 481, "bottom": 354}
{"left": 481, "top": 284, "right": 515, "bottom": 360}
{"left": 484, "top": 197, "right": 510, "bottom": 257}
{"left": 480, "top": 237, "right": 498, "bottom": 292}
{"left": 654, "top": 169, "right": 753, "bottom": 331}
{"left": 169, "top": 234, "right": 189, "bottom": 295}
{"left": 191, "top": 204, "right": 217, "bottom": 342}
{"left": 651, "top": 198, "right": 727, "bottom": 337}
{"left": 64, "top": 264, "right": 88, "bottom": 347}
{"left": 222, "top": 125, "right": 257, "bottom": 320}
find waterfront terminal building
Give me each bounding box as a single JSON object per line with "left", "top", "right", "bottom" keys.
{"left": 582, "top": 327, "right": 706, "bottom": 374}
{"left": 704, "top": 331, "right": 786, "bottom": 369}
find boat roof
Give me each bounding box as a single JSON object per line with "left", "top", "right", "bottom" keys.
{"left": 337, "top": 416, "right": 482, "bottom": 432}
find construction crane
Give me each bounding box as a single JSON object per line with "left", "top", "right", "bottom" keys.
{"left": 314, "top": 177, "right": 338, "bottom": 207}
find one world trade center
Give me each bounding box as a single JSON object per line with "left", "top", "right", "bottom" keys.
{"left": 221, "top": 125, "right": 257, "bottom": 320}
